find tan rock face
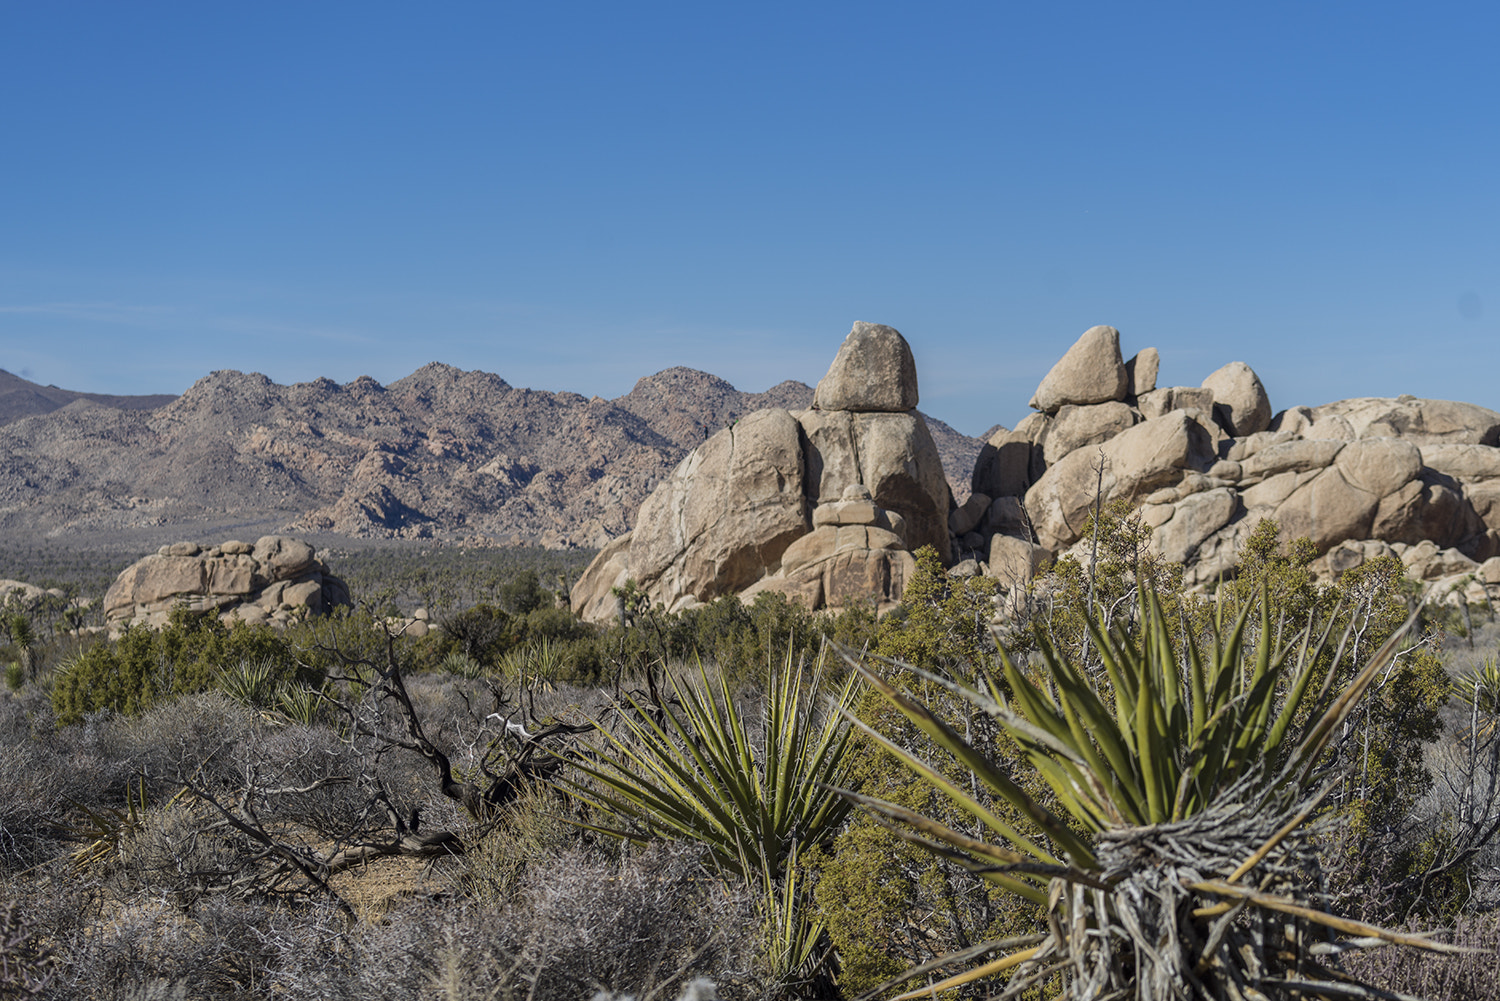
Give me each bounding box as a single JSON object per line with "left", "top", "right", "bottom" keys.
{"left": 1419, "top": 444, "right": 1500, "bottom": 482}
{"left": 853, "top": 412, "right": 952, "bottom": 561}
{"left": 1041, "top": 402, "right": 1139, "bottom": 466}
{"left": 629, "top": 408, "right": 809, "bottom": 606}
{"left": 1136, "top": 386, "right": 1217, "bottom": 421}
{"left": 1201, "top": 361, "right": 1272, "bottom": 436}
{"left": 1151, "top": 488, "right": 1237, "bottom": 564}
{"left": 1272, "top": 468, "right": 1379, "bottom": 553}
{"left": 571, "top": 532, "right": 633, "bottom": 623}
{"left": 254, "top": 536, "right": 317, "bottom": 580}
{"left": 103, "top": 535, "right": 349, "bottom": 631}
{"left": 1311, "top": 398, "right": 1500, "bottom": 445}
{"left": 572, "top": 322, "right": 956, "bottom": 616}
{"left": 811, "top": 322, "right": 919, "bottom": 413}
{"left": 1371, "top": 474, "right": 1483, "bottom": 548}
{"left": 1333, "top": 439, "right": 1422, "bottom": 499}
{"left": 1239, "top": 439, "right": 1346, "bottom": 483}
{"left": 1025, "top": 412, "right": 1216, "bottom": 551}
{"left": 988, "top": 535, "right": 1050, "bottom": 585}
{"left": 1125, "top": 348, "right": 1159, "bottom": 397}
{"left": 971, "top": 416, "right": 1044, "bottom": 499}
{"left": 1029, "top": 326, "right": 1128, "bottom": 414}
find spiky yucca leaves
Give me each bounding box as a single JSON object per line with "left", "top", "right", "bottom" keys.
{"left": 1456, "top": 656, "right": 1500, "bottom": 743}
{"left": 555, "top": 649, "right": 858, "bottom": 986}
{"left": 843, "top": 588, "right": 1467, "bottom": 1000}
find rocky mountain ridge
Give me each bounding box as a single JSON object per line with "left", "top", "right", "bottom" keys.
{"left": 0, "top": 363, "right": 984, "bottom": 552}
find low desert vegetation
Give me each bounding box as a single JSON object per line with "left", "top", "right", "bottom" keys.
{"left": 2, "top": 515, "right": 1499, "bottom": 999}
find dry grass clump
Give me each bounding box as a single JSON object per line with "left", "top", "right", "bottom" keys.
{"left": 1342, "top": 911, "right": 1500, "bottom": 1001}
{"left": 260, "top": 841, "right": 757, "bottom": 1001}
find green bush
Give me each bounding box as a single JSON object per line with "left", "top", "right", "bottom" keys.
{"left": 50, "top": 609, "right": 304, "bottom": 725}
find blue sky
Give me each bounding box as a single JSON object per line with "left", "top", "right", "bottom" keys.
{"left": 1, "top": 2, "right": 1496, "bottom": 437}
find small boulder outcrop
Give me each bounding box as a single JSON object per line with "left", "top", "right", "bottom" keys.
{"left": 103, "top": 535, "right": 351, "bottom": 632}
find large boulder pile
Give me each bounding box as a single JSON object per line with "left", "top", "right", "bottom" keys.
{"left": 104, "top": 535, "right": 351, "bottom": 632}
{"left": 966, "top": 326, "right": 1500, "bottom": 604}
{"left": 572, "top": 323, "right": 951, "bottom": 621}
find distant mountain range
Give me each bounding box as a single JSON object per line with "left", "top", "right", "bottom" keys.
{"left": 0, "top": 366, "right": 983, "bottom": 552}
{"left": 0, "top": 369, "right": 176, "bottom": 424}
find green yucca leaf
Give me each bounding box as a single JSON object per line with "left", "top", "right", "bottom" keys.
{"left": 838, "top": 708, "right": 1061, "bottom": 867}
{"left": 553, "top": 648, "right": 856, "bottom": 883}
{"left": 843, "top": 656, "right": 1096, "bottom": 865}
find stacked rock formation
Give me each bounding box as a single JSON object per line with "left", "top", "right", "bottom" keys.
{"left": 572, "top": 323, "right": 951, "bottom": 621}
{"left": 103, "top": 535, "right": 351, "bottom": 632}
{"left": 964, "top": 326, "right": 1500, "bottom": 605}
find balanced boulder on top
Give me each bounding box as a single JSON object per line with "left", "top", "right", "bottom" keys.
{"left": 811, "top": 321, "right": 919, "bottom": 413}
{"left": 1029, "top": 325, "right": 1129, "bottom": 413}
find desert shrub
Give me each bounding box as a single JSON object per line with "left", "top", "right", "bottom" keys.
{"left": 100, "top": 691, "right": 259, "bottom": 799}
{"left": 260, "top": 842, "right": 756, "bottom": 1001}
{"left": 1342, "top": 910, "right": 1500, "bottom": 1001}
{"left": 447, "top": 785, "right": 580, "bottom": 903}
{"left": 0, "top": 895, "right": 57, "bottom": 996}
{"left": 838, "top": 581, "right": 1459, "bottom": 998}
{"left": 0, "top": 696, "right": 127, "bottom": 870}
{"left": 45, "top": 893, "right": 275, "bottom": 1001}
{"left": 498, "top": 568, "right": 549, "bottom": 615}
{"left": 50, "top": 610, "right": 304, "bottom": 725}
{"left": 811, "top": 664, "right": 1044, "bottom": 992}
{"left": 874, "top": 545, "right": 997, "bottom": 673}
{"left": 436, "top": 602, "right": 512, "bottom": 665}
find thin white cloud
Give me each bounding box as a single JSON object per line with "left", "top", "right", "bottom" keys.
{"left": 0, "top": 300, "right": 370, "bottom": 345}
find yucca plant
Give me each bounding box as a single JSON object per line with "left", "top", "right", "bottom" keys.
{"left": 553, "top": 648, "right": 859, "bottom": 985}
{"left": 1456, "top": 656, "right": 1500, "bottom": 744}
{"left": 217, "top": 656, "right": 279, "bottom": 708}
{"left": 842, "top": 587, "right": 1466, "bottom": 1000}
{"left": 275, "top": 682, "right": 323, "bottom": 726}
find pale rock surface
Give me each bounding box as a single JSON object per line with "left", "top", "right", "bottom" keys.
{"left": 1271, "top": 468, "right": 1379, "bottom": 553}
{"left": 948, "top": 491, "right": 992, "bottom": 537}
{"left": 1201, "top": 361, "right": 1272, "bottom": 436}
{"left": 1041, "top": 402, "right": 1139, "bottom": 466}
{"left": 1239, "top": 440, "right": 1346, "bottom": 484}
{"left": 1125, "top": 348, "right": 1159, "bottom": 397}
{"left": 983, "top": 495, "right": 1029, "bottom": 537}
{"left": 103, "top": 535, "right": 350, "bottom": 632}
{"left": 1418, "top": 444, "right": 1500, "bottom": 482}
{"left": 1333, "top": 439, "right": 1422, "bottom": 499}
{"left": 1029, "top": 326, "right": 1128, "bottom": 414}
{"left": 989, "top": 535, "right": 1051, "bottom": 585}
{"left": 811, "top": 322, "right": 919, "bottom": 413}
{"left": 1312, "top": 398, "right": 1500, "bottom": 445}
{"left": 1025, "top": 412, "right": 1216, "bottom": 552}
{"left": 628, "top": 408, "right": 809, "bottom": 607}
{"left": 1151, "top": 488, "right": 1238, "bottom": 564}
{"left": 840, "top": 411, "right": 951, "bottom": 559}
{"left": 968, "top": 333, "right": 1500, "bottom": 611}
{"left": 573, "top": 323, "right": 953, "bottom": 620}
{"left": 971, "top": 413, "right": 1047, "bottom": 499}
{"left": 570, "top": 532, "right": 634, "bottom": 624}
{"left": 1136, "top": 386, "right": 1217, "bottom": 421}
{"left": 1371, "top": 473, "right": 1483, "bottom": 549}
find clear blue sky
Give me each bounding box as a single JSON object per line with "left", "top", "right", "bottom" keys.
{"left": 2, "top": 2, "right": 1496, "bottom": 437}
